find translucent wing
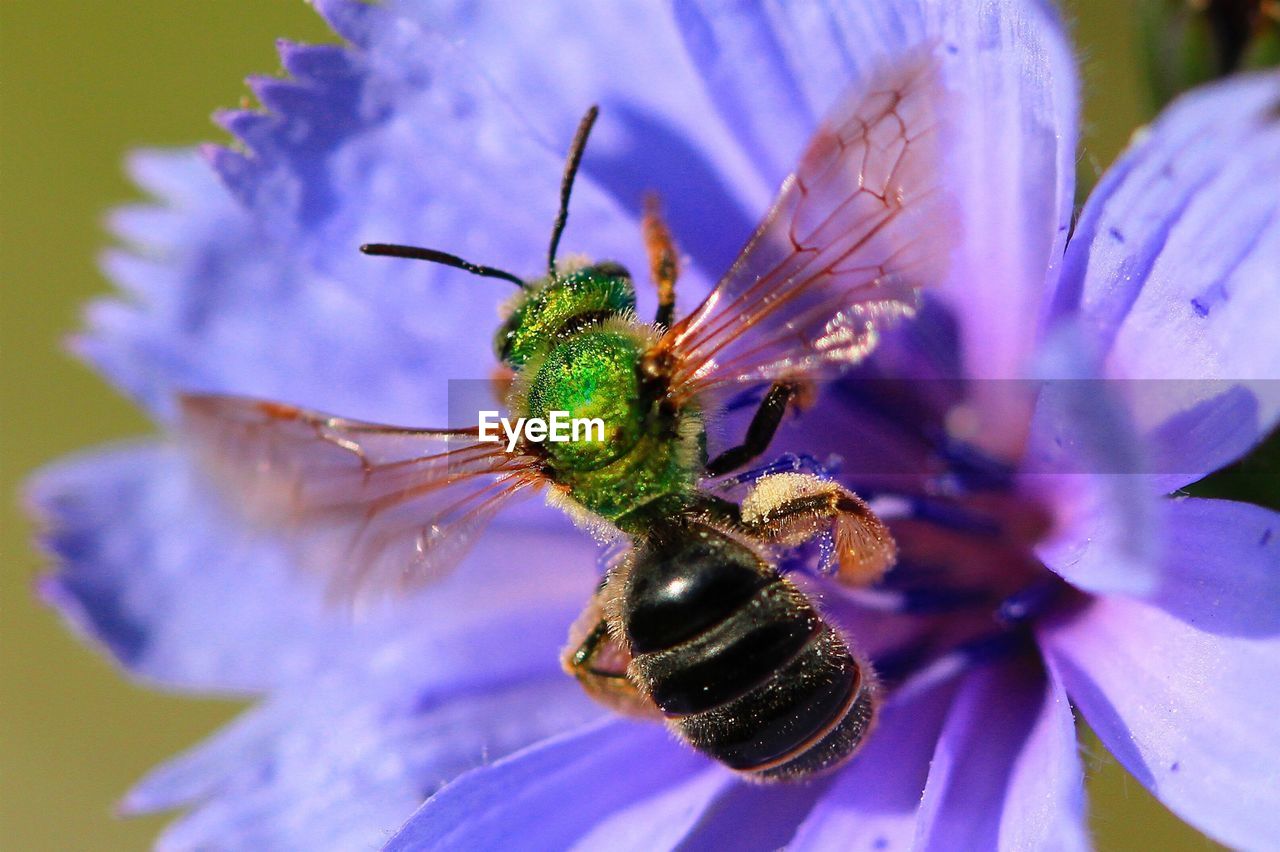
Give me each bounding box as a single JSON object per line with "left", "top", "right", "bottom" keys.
{"left": 179, "top": 394, "right": 545, "bottom": 603}
{"left": 663, "top": 49, "right": 959, "bottom": 399}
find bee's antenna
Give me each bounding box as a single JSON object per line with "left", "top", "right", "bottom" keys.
{"left": 360, "top": 243, "right": 526, "bottom": 288}
{"left": 547, "top": 105, "right": 600, "bottom": 277}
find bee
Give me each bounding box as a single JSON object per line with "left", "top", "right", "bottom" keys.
{"left": 180, "top": 49, "right": 958, "bottom": 780}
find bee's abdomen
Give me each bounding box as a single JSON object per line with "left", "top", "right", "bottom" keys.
{"left": 674, "top": 620, "right": 874, "bottom": 781}
{"left": 636, "top": 584, "right": 819, "bottom": 714}
{"left": 625, "top": 536, "right": 874, "bottom": 781}
{"left": 624, "top": 539, "right": 771, "bottom": 654}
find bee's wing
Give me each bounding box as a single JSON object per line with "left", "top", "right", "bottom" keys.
{"left": 662, "top": 48, "right": 959, "bottom": 399}
{"left": 179, "top": 394, "right": 544, "bottom": 603}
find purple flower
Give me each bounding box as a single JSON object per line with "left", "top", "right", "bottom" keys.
{"left": 27, "top": 0, "right": 1280, "bottom": 848}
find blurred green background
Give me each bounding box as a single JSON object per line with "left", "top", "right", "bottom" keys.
{"left": 0, "top": 1, "right": 1243, "bottom": 848}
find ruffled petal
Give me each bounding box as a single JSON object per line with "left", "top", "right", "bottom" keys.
{"left": 1050, "top": 70, "right": 1280, "bottom": 490}
{"left": 87, "top": 12, "right": 643, "bottom": 426}
{"left": 913, "top": 656, "right": 1088, "bottom": 851}
{"left": 789, "top": 679, "right": 956, "bottom": 850}
{"left": 385, "top": 720, "right": 732, "bottom": 851}
{"left": 673, "top": 0, "right": 1079, "bottom": 458}
{"left": 27, "top": 443, "right": 595, "bottom": 692}
{"left": 1040, "top": 593, "right": 1280, "bottom": 849}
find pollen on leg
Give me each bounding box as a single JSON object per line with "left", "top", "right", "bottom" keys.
{"left": 830, "top": 493, "right": 897, "bottom": 586}
{"left": 740, "top": 473, "right": 896, "bottom": 587}
{"left": 741, "top": 473, "right": 833, "bottom": 542}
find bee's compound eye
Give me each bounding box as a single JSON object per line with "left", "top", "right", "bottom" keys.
{"left": 492, "top": 265, "right": 637, "bottom": 369}
{"left": 587, "top": 261, "right": 631, "bottom": 280}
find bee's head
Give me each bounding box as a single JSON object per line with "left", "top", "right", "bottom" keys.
{"left": 494, "top": 262, "right": 636, "bottom": 368}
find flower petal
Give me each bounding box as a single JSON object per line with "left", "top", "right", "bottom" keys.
{"left": 673, "top": 0, "right": 1079, "bottom": 456}
{"left": 1026, "top": 325, "right": 1162, "bottom": 596}
{"left": 914, "top": 655, "right": 1087, "bottom": 851}
{"left": 132, "top": 669, "right": 601, "bottom": 850}
{"left": 385, "top": 720, "right": 732, "bottom": 851}
{"left": 1050, "top": 70, "right": 1280, "bottom": 489}
{"left": 1149, "top": 497, "right": 1280, "bottom": 637}
{"left": 1040, "top": 594, "right": 1280, "bottom": 849}
{"left": 789, "top": 679, "right": 956, "bottom": 850}
{"left": 353, "top": 0, "right": 771, "bottom": 285}
{"left": 673, "top": 775, "right": 832, "bottom": 852}
{"left": 1144, "top": 384, "right": 1266, "bottom": 494}
{"left": 27, "top": 443, "right": 595, "bottom": 692}
{"left": 87, "top": 16, "right": 644, "bottom": 426}
{"left": 672, "top": 0, "right": 817, "bottom": 190}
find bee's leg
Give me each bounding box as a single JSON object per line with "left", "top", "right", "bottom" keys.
{"left": 739, "top": 473, "right": 897, "bottom": 587}
{"left": 643, "top": 195, "right": 679, "bottom": 330}
{"left": 705, "top": 381, "right": 801, "bottom": 476}
{"left": 561, "top": 584, "right": 661, "bottom": 720}
{"left": 712, "top": 452, "right": 835, "bottom": 489}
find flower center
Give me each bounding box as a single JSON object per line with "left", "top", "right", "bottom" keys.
{"left": 791, "top": 440, "right": 1080, "bottom": 696}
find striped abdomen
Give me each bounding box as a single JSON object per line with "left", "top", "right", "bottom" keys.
{"left": 622, "top": 524, "right": 875, "bottom": 781}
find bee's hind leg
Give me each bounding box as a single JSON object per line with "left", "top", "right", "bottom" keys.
{"left": 738, "top": 473, "right": 897, "bottom": 588}
{"left": 643, "top": 195, "right": 679, "bottom": 330}
{"left": 561, "top": 583, "right": 661, "bottom": 720}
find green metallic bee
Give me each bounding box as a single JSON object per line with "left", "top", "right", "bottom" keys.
{"left": 181, "top": 50, "right": 959, "bottom": 780}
